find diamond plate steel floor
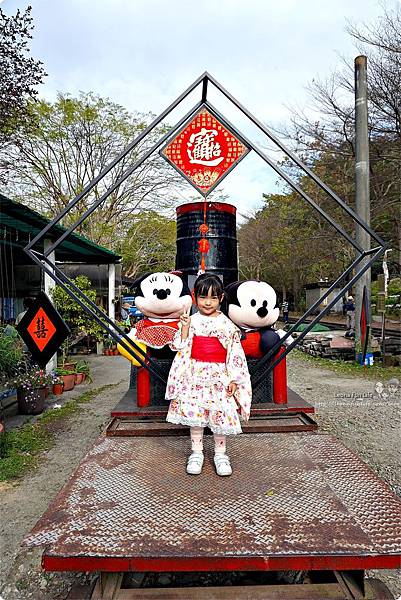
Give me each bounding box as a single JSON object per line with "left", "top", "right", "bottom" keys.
{"left": 23, "top": 432, "right": 401, "bottom": 572}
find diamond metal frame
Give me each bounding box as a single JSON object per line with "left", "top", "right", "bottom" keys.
{"left": 24, "top": 73, "right": 386, "bottom": 388}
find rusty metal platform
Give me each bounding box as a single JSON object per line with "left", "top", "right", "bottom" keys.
{"left": 23, "top": 432, "right": 401, "bottom": 573}
{"left": 111, "top": 387, "right": 315, "bottom": 417}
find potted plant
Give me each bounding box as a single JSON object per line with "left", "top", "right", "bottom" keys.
{"left": 0, "top": 327, "right": 27, "bottom": 415}
{"left": 104, "top": 338, "right": 113, "bottom": 355}
{"left": 74, "top": 371, "right": 84, "bottom": 385}
{"left": 0, "top": 327, "right": 30, "bottom": 436}
{"left": 0, "top": 326, "right": 25, "bottom": 379}
{"left": 55, "top": 367, "right": 76, "bottom": 392}
{"left": 75, "top": 360, "right": 92, "bottom": 384}
{"left": 63, "top": 359, "right": 77, "bottom": 372}
{"left": 10, "top": 368, "right": 53, "bottom": 415}
{"left": 52, "top": 374, "right": 64, "bottom": 395}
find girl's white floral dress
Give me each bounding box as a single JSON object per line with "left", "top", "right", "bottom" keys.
{"left": 166, "top": 312, "right": 252, "bottom": 435}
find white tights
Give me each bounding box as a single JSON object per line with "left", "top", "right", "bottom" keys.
{"left": 190, "top": 426, "right": 226, "bottom": 455}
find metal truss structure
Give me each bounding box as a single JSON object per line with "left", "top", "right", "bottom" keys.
{"left": 24, "top": 73, "right": 386, "bottom": 390}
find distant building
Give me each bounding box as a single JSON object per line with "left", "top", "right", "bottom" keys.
{"left": 305, "top": 281, "right": 343, "bottom": 314}
{"left": 0, "top": 194, "right": 121, "bottom": 323}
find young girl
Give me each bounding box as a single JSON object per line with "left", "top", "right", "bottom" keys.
{"left": 166, "top": 274, "right": 252, "bottom": 476}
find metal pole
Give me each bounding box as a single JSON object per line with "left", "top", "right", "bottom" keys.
{"left": 355, "top": 55, "right": 371, "bottom": 353}
{"left": 43, "top": 239, "right": 57, "bottom": 373}
{"left": 108, "top": 264, "right": 116, "bottom": 323}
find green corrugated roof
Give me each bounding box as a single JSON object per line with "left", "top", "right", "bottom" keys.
{"left": 0, "top": 194, "right": 121, "bottom": 264}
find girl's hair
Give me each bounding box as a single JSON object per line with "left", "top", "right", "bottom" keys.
{"left": 194, "top": 273, "right": 224, "bottom": 300}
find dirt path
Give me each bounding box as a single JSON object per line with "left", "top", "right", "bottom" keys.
{"left": 0, "top": 354, "right": 400, "bottom": 599}
{"left": 0, "top": 355, "right": 130, "bottom": 600}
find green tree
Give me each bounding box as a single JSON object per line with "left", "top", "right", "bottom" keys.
{"left": 51, "top": 275, "right": 104, "bottom": 364}
{"left": 119, "top": 211, "right": 177, "bottom": 278}
{"left": 1, "top": 93, "right": 182, "bottom": 247}
{"left": 238, "top": 191, "right": 347, "bottom": 306}
{"left": 0, "top": 5, "right": 46, "bottom": 142}
{"left": 239, "top": 5, "right": 401, "bottom": 305}
{"left": 281, "top": 4, "right": 401, "bottom": 273}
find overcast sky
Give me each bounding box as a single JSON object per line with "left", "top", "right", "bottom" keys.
{"left": 2, "top": 0, "right": 391, "bottom": 216}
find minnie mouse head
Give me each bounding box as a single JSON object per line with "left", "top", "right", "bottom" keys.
{"left": 132, "top": 272, "right": 192, "bottom": 319}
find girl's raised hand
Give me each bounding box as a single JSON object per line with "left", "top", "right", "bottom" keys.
{"left": 180, "top": 307, "right": 191, "bottom": 329}
{"left": 227, "top": 381, "right": 237, "bottom": 397}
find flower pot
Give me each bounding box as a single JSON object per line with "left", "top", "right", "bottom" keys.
{"left": 17, "top": 387, "right": 46, "bottom": 415}
{"left": 52, "top": 383, "right": 64, "bottom": 395}
{"left": 75, "top": 372, "right": 85, "bottom": 385}
{"left": 44, "top": 386, "right": 50, "bottom": 398}
{"left": 113, "top": 349, "right": 119, "bottom": 356}
{"left": 63, "top": 362, "right": 76, "bottom": 372}
{"left": 62, "top": 374, "right": 75, "bottom": 391}
{"left": 106, "top": 349, "right": 112, "bottom": 356}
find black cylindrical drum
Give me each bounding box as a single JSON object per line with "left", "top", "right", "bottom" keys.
{"left": 175, "top": 201, "right": 238, "bottom": 288}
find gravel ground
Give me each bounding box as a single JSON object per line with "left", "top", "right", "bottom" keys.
{"left": 0, "top": 353, "right": 400, "bottom": 599}
{"left": 288, "top": 354, "right": 401, "bottom": 599}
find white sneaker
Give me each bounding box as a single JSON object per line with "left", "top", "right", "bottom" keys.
{"left": 214, "top": 454, "right": 232, "bottom": 476}
{"left": 186, "top": 453, "right": 204, "bottom": 475}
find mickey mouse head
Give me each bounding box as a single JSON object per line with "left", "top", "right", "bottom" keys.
{"left": 223, "top": 280, "right": 279, "bottom": 329}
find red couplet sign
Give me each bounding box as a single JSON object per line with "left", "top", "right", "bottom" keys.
{"left": 160, "top": 106, "right": 250, "bottom": 196}
{"left": 27, "top": 307, "right": 57, "bottom": 351}
{"left": 16, "top": 292, "right": 70, "bottom": 368}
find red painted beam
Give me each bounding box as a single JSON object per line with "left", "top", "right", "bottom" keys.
{"left": 273, "top": 347, "right": 287, "bottom": 404}
{"left": 136, "top": 368, "right": 150, "bottom": 407}
{"left": 42, "top": 553, "right": 401, "bottom": 573}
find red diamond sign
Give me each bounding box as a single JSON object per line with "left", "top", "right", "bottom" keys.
{"left": 160, "top": 105, "right": 250, "bottom": 196}
{"left": 27, "top": 307, "right": 57, "bottom": 351}
{"left": 17, "top": 292, "right": 70, "bottom": 368}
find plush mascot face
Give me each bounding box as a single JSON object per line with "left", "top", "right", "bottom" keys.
{"left": 223, "top": 280, "right": 279, "bottom": 329}
{"left": 133, "top": 272, "right": 192, "bottom": 319}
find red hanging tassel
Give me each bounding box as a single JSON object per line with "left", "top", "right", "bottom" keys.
{"left": 198, "top": 238, "right": 210, "bottom": 253}
{"left": 198, "top": 202, "right": 210, "bottom": 272}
